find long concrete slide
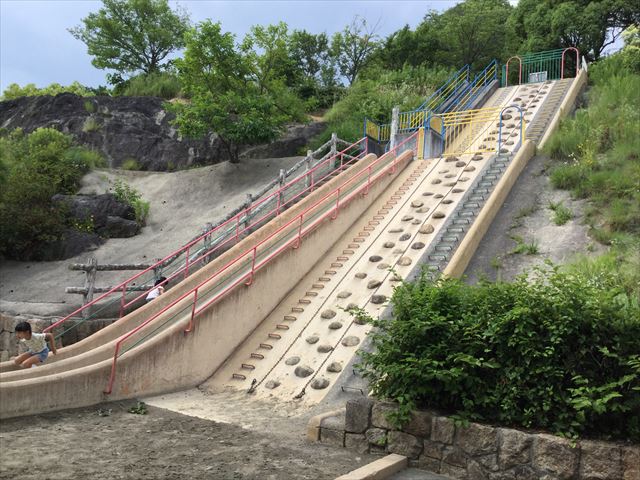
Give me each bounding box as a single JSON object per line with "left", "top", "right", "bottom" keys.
{"left": 0, "top": 71, "right": 586, "bottom": 419}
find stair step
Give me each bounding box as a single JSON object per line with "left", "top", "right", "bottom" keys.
{"left": 305, "top": 291, "right": 318, "bottom": 297}
{"left": 268, "top": 333, "right": 281, "bottom": 339}
{"left": 343, "top": 250, "right": 354, "bottom": 255}
{"left": 348, "top": 243, "right": 360, "bottom": 249}
{"left": 241, "top": 363, "right": 255, "bottom": 370}
{"left": 325, "top": 270, "right": 337, "bottom": 275}
{"left": 358, "top": 232, "right": 370, "bottom": 237}
{"left": 259, "top": 343, "right": 273, "bottom": 350}
{"left": 299, "top": 299, "right": 311, "bottom": 305}
{"left": 232, "top": 373, "right": 247, "bottom": 380}
{"left": 364, "top": 226, "right": 375, "bottom": 231}
{"left": 283, "top": 315, "right": 297, "bottom": 321}
{"left": 353, "top": 237, "right": 365, "bottom": 243}
{"left": 292, "top": 307, "right": 304, "bottom": 312}
{"left": 319, "top": 277, "right": 331, "bottom": 282}
{"left": 276, "top": 324, "right": 289, "bottom": 330}
{"left": 251, "top": 353, "right": 264, "bottom": 360}
{"left": 312, "top": 283, "right": 324, "bottom": 289}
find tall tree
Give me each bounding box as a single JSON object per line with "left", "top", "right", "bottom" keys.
{"left": 331, "top": 16, "right": 381, "bottom": 85}
{"left": 290, "top": 30, "right": 331, "bottom": 83}
{"left": 511, "top": 0, "right": 639, "bottom": 61}
{"left": 172, "top": 21, "right": 301, "bottom": 162}
{"left": 69, "top": 0, "right": 190, "bottom": 79}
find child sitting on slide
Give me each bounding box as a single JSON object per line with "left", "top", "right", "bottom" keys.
{"left": 13, "top": 322, "right": 57, "bottom": 368}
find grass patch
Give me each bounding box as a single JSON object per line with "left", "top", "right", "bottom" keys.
{"left": 510, "top": 234, "right": 539, "bottom": 255}
{"left": 82, "top": 117, "right": 101, "bottom": 133}
{"left": 549, "top": 201, "right": 573, "bottom": 225}
{"left": 121, "top": 158, "right": 140, "bottom": 171}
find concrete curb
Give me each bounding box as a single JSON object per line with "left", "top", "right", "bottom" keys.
{"left": 443, "top": 140, "right": 536, "bottom": 278}
{"left": 335, "top": 454, "right": 408, "bottom": 480}
{"left": 307, "top": 408, "right": 345, "bottom": 442}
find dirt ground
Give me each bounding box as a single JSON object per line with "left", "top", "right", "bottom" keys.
{"left": 0, "top": 156, "right": 302, "bottom": 319}
{"left": 464, "top": 153, "right": 605, "bottom": 283}
{"left": 0, "top": 398, "right": 374, "bottom": 480}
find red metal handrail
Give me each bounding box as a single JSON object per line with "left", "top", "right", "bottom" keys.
{"left": 104, "top": 132, "right": 418, "bottom": 394}
{"left": 561, "top": 47, "right": 580, "bottom": 79}
{"left": 44, "top": 138, "right": 367, "bottom": 335}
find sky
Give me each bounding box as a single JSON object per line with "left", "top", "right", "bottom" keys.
{"left": 0, "top": 0, "right": 461, "bottom": 92}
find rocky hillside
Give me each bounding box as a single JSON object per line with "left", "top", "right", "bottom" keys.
{"left": 0, "top": 93, "right": 325, "bottom": 171}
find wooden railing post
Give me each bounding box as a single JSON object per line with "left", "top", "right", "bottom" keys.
{"left": 82, "top": 257, "right": 98, "bottom": 320}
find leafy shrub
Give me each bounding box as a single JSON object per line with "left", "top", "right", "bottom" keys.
{"left": 82, "top": 117, "right": 101, "bottom": 133}
{"left": 118, "top": 72, "right": 182, "bottom": 99}
{"left": 357, "top": 266, "right": 640, "bottom": 441}
{"left": 548, "top": 201, "right": 572, "bottom": 225}
{"left": 0, "top": 128, "right": 102, "bottom": 259}
{"left": 1, "top": 81, "right": 92, "bottom": 100}
{"left": 111, "top": 179, "right": 149, "bottom": 226}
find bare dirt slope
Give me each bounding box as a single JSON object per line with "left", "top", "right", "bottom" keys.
{"left": 0, "top": 156, "right": 302, "bottom": 318}
{"left": 464, "top": 153, "right": 605, "bottom": 283}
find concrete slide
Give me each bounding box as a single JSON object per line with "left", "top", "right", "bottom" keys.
{"left": 0, "top": 76, "right": 581, "bottom": 419}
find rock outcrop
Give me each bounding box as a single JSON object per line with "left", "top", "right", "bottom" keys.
{"left": 0, "top": 93, "right": 326, "bottom": 171}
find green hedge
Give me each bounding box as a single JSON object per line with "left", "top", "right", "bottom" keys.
{"left": 357, "top": 267, "right": 640, "bottom": 441}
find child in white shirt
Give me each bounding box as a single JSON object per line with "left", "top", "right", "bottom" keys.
{"left": 13, "top": 321, "right": 57, "bottom": 368}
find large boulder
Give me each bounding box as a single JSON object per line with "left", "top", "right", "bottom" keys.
{"left": 0, "top": 93, "right": 327, "bottom": 171}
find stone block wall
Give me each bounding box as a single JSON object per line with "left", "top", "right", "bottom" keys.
{"left": 317, "top": 398, "right": 639, "bottom": 480}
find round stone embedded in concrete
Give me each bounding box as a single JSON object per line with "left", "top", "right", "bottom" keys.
{"left": 369, "top": 255, "right": 383, "bottom": 262}
{"left": 434, "top": 194, "right": 444, "bottom": 199}
{"left": 311, "top": 378, "right": 330, "bottom": 390}
{"left": 346, "top": 302, "right": 358, "bottom": 310}
{"left": 317, "top": 344, "right": 333, "bottom": 353}
{"left": 393, "top": 248, "right": 404, "bottom": 254}
{"left": 294, "top": 365, "right": 314, "bottom": 377}
{"left": 459, "top": 177, "right": 469, "bottom": 182}
{"left": 329, "top": 321, "right": 343, "bottom": 330}
{"left": 464, "top": 166, "right": 476, "bottom": 172}
{"left": 444, "top": 173, "right": 456, "bottom": 179}
{"left": 452, "top": 188, "right": 465, "bottom": 193}
{"left": 506, "top": 140, "right": 515, "bottom": 145}
{"left": 438, "top": 169, "right": 449, "bottom": 174}
{"left": 445, "top": 182, "right": 457, "bottom": 187}
{"left": 337, "top": 291, "right": 352, "bottom": 299}
{"left": 327, "top": 362, "right": 343, "bottom": 373}
{"left": 416, "top": 206, "right": 430, "bottom": 213}
{"left": 377, "top": 263, "right": 391, "bottom": 270}
{"left": 367, "top": 279, "right": 382, "bottom": 289}
{"left": 422, "top": 191, "right": 434, "bottom": 196}
{"left": 398, "top": 257, "right": 412, "bottom": 266}
{"left": 419, "top": 224, "right": 435, "bottom": 234}
{"left": 401, "top": 215, "right": 414, "bottom": 222}
{"left": 502, "top": 113, "right": 513, "bottom": 120}
{"left": 445, "top": 156, "right": 458, "bottom": 162}
{"left": 433, "top": 211, "right": 446, "bottom": 219}
{"left": 431, "top": 178, "right": 442, "bottom": 185}
{"left": 285, "top": 356, "right": 301, "bottom": 366}
{"left": 455, "top": 161, "right": 466, "bottom": 167}
{"left": 371, "top": 294, "right": 387, "bottom": 304}
{"left": 265, "top": 380, "right": 281, "bottom": 389}
{"left": 321, "top": 309, "right": 336, "bottom": 319}
{"left": 383, "top": 241, "right": 395, "bottom": 248}
{"left": 355, "top": 272, "right": 367, "bottom": 279}
{"left": 442, "top": 199, "right": 453, "bottom": 204}
{"left": 411, "top": 242, "right": 425, "bottom": 250}
{"left": 306, "top": 335, "right": 319, "bottom": 344}
{"left": 342, "top": 336, "right": 360, "bottom": 347}
{"left": 411, "top": 200, "right": 424, "bottom": 208}
{"left": 500, "top": 148, "right": 509, "bottom": 153}
{"left": 411, "top": 219, "right": 421, "bottom": 225}
{"left": 471, "top": 154, "right": 483, "bottom": 161}
{"left": 399, "top": 233, "right": 411, "bottom": 241}
{"left": 389, "top": 227, "right": 403, "bottom": 233}
{"left": 353, "top": 315, "right": 367, "bottom": 325}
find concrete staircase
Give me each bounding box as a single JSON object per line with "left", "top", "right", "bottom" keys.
{"left": 525, "top": 78, "right": 573, "bottom": 143}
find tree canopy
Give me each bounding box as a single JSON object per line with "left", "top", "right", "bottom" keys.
{"left": 69, "top": 0, "right": 190, "bottom": 80}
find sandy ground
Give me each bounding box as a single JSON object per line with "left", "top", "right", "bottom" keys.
{"left": 0, "top": 396, "right": 376, "bottom": 480}
{"left": 464, "top": 153, "right": 605, "bottom": 283}
{"left": 0, "top": 156, "right": 302, "bottom": 318}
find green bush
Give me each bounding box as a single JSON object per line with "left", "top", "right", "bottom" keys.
{"left": 357, "top": 267, "right": 640, "bottom": 441}
{"left": 118, "top": 72, "right": 182, "bottom": 99}
{"left": 111, "top": 179, "right": 149, "bottom": 225}
{"left": 1, "top": 81, "right": 92, "bottom": 100}
{"left": 0, "top": 128, "right": 103, "bottom": 259}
